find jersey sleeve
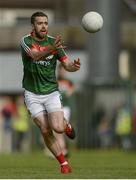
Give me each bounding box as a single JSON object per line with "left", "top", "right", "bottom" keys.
{"left": 48, "top": 36, "right": 68, "bottom": 62}
{"left": 56, "top": 48, "right": 69, "bottom": 62}
{"left": 20, "top": 36, "right": 32, "bottom": 57}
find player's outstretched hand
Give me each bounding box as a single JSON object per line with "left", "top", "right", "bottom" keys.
{"left": 54, "top": 35, "right": 66, "bottom": 49}
{"left": 44, "top": 35, "right": 66, "bottom": 54}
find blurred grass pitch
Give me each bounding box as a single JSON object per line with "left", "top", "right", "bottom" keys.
{"left": 0, "top": 149, "right": 136, "bottom": 178}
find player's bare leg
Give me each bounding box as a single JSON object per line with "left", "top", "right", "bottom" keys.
{"left": 46, "top": 118, "right": 75, "bottom": 158}
{"left": 49, "top": 112, "right": 75, "bottom": 139}
{"left": 33, "top": 112, "right": 72, "bottom": 173}
{"left": 53, "top": 115, "right": 75, "bottom": 157}
{"left": 54, "top": 132, "right": 68, "bottom": 156}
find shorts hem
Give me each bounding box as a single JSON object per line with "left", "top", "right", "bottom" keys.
{"left": 48, "top": 108, "right": 63, "bottom": 114}
{"left": 31, "top": 110, "right": 47, "bottom": 119}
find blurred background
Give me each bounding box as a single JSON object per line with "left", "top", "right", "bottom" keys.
{"left": 0, "top": 0, "right": 136, "bottom": 154}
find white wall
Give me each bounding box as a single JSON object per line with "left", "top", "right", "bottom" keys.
{"left": 0, "top": 52, "right": 23, "bottom": 92}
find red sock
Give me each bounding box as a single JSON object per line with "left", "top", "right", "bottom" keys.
{"left": 56, "top": 153, "right": 67, "bottom": 164}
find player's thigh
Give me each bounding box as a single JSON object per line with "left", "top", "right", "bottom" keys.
{"left": 48, "top": 111, "right": 64, "bottom": 133}
{"left": 33, "top": 112, "right": 51, "bottom": 133}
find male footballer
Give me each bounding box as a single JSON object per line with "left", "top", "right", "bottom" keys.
{"left": 20, "top": 11, "right": 81, "bottom": 173}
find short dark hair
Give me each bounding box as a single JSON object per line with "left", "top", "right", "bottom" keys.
{"left": 31, "top": 11, "right": 48, "bottom": 24}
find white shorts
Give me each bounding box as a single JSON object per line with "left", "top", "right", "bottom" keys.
{"left": 24, "top": 90, "right": 63, "bottom": 118}
{"left": 63, "top": 106, "right": 71, "bottom": 122}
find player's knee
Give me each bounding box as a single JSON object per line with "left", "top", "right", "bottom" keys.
{"left": 40, "top": 126, "right": 50, "bottom": 135}
{"left": 53, "top": 125, "right": 64, "bottom": 133}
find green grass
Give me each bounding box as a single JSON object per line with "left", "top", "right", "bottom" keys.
{"left": 0, "top": 149, "right": 136, "bottom": 178}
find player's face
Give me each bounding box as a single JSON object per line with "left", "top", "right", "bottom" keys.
{"left": 33, "top": 16, "right": 48, "bottom": 40}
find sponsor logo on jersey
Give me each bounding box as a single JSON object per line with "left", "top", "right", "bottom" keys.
{"left": 34, "top": 60, "right": 50, "bottom": 66}
{"left": 33, "top": 55, "right": 54, "bottom": 66}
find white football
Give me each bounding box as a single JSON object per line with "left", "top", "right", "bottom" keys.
{"left": 82, "top": 11, "right": 103, "bottom": 33}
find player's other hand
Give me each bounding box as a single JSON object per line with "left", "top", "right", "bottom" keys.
{"left": 72, "top": 58, "right": 81, "bottom": 70}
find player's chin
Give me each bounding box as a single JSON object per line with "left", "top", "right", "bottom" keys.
{"left": 40, "top": 33, "right": 47, "bottom": 38}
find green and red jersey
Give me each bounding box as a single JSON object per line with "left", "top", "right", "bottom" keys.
{"left": 20, "top": 34, "right": 68, "bottom": 94}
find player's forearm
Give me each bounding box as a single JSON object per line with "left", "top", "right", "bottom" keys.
{"left": 31, "top": 51, "right": 48, "bottom": 61}
{"left": 31, "top": 45, "right": 56, "bottom": 61}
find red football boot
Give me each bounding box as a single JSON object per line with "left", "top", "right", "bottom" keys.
{"left": 61, "top": 163, "right": 72, "bottom": 174}
{"left": 65, "top": 123, "right": 76, "bottom": 139}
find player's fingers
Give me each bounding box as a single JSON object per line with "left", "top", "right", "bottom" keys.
{"left": 55, "top": 41, "right": 64, "bottom": 49}
{"left": 73, "top": 59, "right": 80, "bottom": 69}
{"left": 77, "top": 58, "right": 80, "bottom": 63}
{"left": 55, "top": 35, "right": 62, "bottom": 45}
{"left": 75, "top": 64, "right": 80, "bottom": 68}
{"left": 74, "top": 59, "right": 81, "bottom": 65}
{"left": 56, "top": 45, "right": 67, "bottom": 49}
{"left": 73, "top": 63, "right": 80, "bottom": 69}
{"left": 55, "top": 38, "right": 66, "bottom": 49}
{"left": 76, "top": 58, "right": 80, "bottom": 64}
